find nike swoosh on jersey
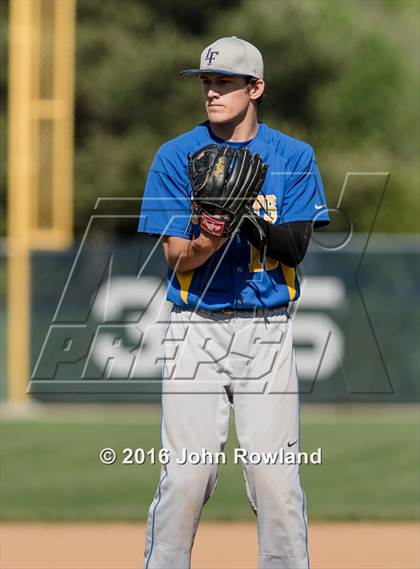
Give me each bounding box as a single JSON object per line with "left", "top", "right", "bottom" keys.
{"left": 315, "top": 204, "right": 326, "bottom": 210}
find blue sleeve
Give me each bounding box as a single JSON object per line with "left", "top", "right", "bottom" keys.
{"left": 138, "top": 153, "right": 192, "bottom": 239}
{"left": 279, "top": 146, "right": 330, "bottom": 227}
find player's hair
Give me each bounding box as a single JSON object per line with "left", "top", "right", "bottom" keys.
{"left": 245, "top": 77, "right": 264, "bottom": 109}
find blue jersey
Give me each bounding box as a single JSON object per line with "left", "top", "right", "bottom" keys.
{"left": 138, "top": 122, "right": 330, "bottom": 310}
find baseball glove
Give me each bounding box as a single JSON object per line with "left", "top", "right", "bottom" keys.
{"left": 188, "top": 144, "right": 268, "bottom": 238}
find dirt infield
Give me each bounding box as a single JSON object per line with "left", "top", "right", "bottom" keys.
{"left": 1, "top": 522, "right": 419, "bottom": 569}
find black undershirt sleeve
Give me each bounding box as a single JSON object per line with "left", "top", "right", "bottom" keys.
{"left": 240, "top": 217, "right": 312, "bottom": 268}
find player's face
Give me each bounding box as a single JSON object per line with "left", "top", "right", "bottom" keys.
{"left": 201, "top": 74, "right": 257, "bottom": 124}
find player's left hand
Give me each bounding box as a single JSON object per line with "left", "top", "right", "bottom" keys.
{"left": 188, "top": 144, "right": 269, "bottom": 238}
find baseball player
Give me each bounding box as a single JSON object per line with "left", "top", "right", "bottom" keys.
{"left": 138, "top": 37, "right": 330, "bottom": 569}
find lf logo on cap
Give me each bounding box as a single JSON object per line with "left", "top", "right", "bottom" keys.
{"left": 204, "top": 48, "right": 219, "bottom": 65}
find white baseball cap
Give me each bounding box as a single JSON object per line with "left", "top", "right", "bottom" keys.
{"left": 180, "top": 36, "right": 264, "bottom": 80}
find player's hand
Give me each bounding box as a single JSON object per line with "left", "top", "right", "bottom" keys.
{"left": 188, "top": 144, "right": 268, "bottom": 239}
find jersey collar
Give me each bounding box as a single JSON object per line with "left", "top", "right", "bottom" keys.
{"left": 205, "top": 121, "right": 264, "bottom": 150}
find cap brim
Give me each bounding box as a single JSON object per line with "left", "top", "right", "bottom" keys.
{"left": 179, "top": 68, "right": 250, "bottom": 77}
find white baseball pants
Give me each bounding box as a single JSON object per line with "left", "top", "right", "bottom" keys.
{"left": 144, "top": 306, "right": 309, "bottom": 569}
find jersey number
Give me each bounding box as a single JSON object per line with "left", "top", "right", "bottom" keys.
{"left": 248, "top": 194, "right": 279, "bottom": 272}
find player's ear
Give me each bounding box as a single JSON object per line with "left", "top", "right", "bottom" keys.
{"left": 248, "top": 79, "right": 265, "bottom": 101}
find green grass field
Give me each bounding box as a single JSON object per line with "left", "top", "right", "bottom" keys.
{"left": 1, "top": 405, "right": 418, "bottom": 522}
